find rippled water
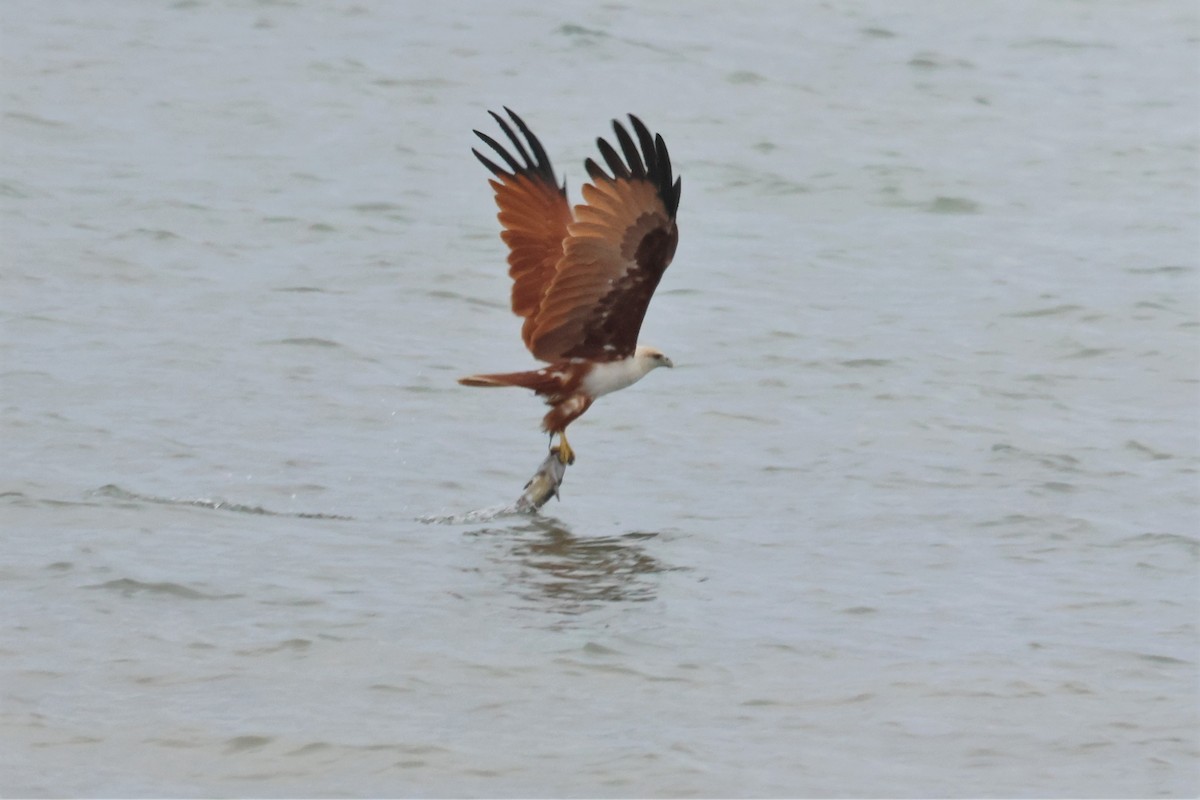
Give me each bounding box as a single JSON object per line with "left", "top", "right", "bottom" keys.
{"left": 3, "top": 1, "right": 1198, "bottom": 797}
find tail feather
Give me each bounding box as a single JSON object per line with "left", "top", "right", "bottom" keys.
{"left": 458, "top": 369, "right": 564, "bottom": 395}
{"left": 458, "top": 373, "right": 514, "bottom": 387}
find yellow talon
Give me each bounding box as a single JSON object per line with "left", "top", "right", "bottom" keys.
{"left": 556, "top": 431, "right": 575, "bottom": 465}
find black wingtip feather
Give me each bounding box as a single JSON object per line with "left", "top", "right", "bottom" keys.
{"left": 590, "top": 115, "right": 680, "bottom": 219}
{"left": 584, "top": 157, "right": 609, "bottom": 183}
{"left": 612, "top": 121, "right": 645, "bottom": 179}
{"left": 475, "top": 130, "right": 523, "bottom": 173}
{"left": 596, "top": 138, "right": 631, "bottom": 180}
{"left": 629, "top": 115, "right": 657, "bottom": 174}
{"left": 473, "top": 108, "right": 565, "bottom": 197}
{"left": 489, "top": 110, "right": 533, "bottom": 169}
{"left": 472, "top": 148, "right": 506, "bottom": 177}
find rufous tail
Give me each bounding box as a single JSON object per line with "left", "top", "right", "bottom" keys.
{"left": 458, "top": 370, "right": 562, "bottom": 394}
{"left": 458, "top": 373, "right": 516, "bottom": 387}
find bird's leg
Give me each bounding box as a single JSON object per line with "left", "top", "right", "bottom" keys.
{"left": 556, "top": 430, "right": 576, "bottom": 465}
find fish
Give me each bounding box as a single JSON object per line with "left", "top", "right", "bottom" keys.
{"left": 515, "top": 447, "right": 569, "bottom": 512}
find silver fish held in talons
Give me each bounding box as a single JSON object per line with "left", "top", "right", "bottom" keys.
{"left": 515, "top": 447, "right": 568, "bottom": 512}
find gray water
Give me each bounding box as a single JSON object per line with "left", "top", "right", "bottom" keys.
{"left": 3, "top": 1, "right": 1198, "bottom": 797}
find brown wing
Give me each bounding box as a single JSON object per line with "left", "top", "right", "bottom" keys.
{"left": 527, "top": 115, "right": 681, "bottom": 361}
{"left": 473, "top": 108, "right": 573, "bottom": 356}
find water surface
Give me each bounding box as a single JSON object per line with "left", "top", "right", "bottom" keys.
{"left": 2, "top": 1, "right": 1197, "bottom": 796}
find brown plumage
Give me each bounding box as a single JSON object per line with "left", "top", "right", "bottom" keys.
{"left": 460, "top": 109, "right": 681, "bottom": 463}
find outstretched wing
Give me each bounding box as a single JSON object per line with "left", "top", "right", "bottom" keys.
{"left": 526, "top": 115, "right": 681, "bottom": 362}
{"left": 473, "top": 108, "right": 573, "bottom": 357}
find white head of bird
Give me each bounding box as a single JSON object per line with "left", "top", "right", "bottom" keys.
{"left": 634, "top": 345, "right": 674, "bottom": 374}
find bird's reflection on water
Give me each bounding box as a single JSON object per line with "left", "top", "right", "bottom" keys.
{"left": 469, "top": 516, "right": 676, "bottom": 614}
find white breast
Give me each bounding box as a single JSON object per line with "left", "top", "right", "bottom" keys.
{"left": 582, "top": 357, "right": 649, "bottom": 398}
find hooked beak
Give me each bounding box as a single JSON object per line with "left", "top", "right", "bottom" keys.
{"left": 663, "top": 357, "right": 674, "bottom": 368}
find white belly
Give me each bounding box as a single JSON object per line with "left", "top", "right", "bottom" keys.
{"left": 581, "top": 357, "right": 647, "bottom": 398}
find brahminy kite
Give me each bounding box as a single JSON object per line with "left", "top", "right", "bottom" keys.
{"left": 459, "top": 109, "right": 681, "bottom": 465}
